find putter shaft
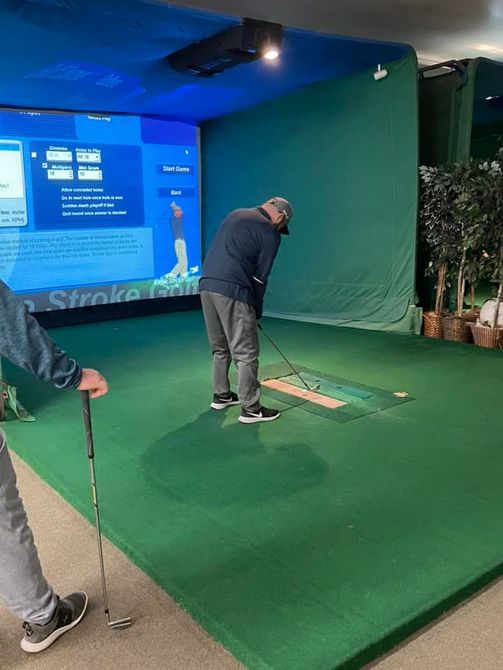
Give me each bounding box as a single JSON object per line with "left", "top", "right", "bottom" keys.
{"left": 81, "top": 391, "right": 132, "bottom": 630}
{"left": 88, "top": 457, "right": 111, "bottom": 619}
{"left": 258, "top": 324, "right": 313, "bottom": 391}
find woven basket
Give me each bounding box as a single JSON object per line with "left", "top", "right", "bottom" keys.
{"left": 442, "top": 315, "right": 473, "bottom": 343}
{"left": 459, "top": 310, "right": 479, "bottom": 322}
{"left": 470, "top": 324, "right": 503, "bottom": 350}
{"left": 463, "top": 309, "right": 480, "bottom": 322}
{"left": 423, "top": 311, "right": 444, "bottom": 339}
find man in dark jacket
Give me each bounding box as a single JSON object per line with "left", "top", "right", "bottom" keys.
{"left": 0, "top": 279, "right": 108, "bottom": 653}
{"left": 200, "top": 197, "right": 293, "bottom": 424}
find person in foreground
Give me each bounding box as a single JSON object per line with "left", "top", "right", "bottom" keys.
{"left": 200, "top": 197, "right": 293, "bottom": 424}
{"left": 0, "top": 279, "right": 108, "bottom": 653}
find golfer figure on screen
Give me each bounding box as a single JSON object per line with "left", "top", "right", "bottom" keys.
{"left": 200, "top": 197, "right": 293, "bottom": 424}
{"left": 166, "top": 201, "right": 188, "bottom": 280}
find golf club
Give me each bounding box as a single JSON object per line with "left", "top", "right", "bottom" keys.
{"left": 257, "top": 323, "right": 320, "bottom": 393}
{"left": 81, "top": 391, "right": 132, "bottom": 630}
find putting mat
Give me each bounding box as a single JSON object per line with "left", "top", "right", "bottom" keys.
{"left": 3, "top": 313, "right": 503, "bottom": 670}
{"left": 260, "top": 362, "right": 414, "bottom": 422}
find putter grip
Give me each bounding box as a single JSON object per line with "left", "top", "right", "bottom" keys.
{"left": 81, "top": 391, "right": 95, "bottom": 459}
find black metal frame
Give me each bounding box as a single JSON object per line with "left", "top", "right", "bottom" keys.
{"left": 419, "top": 59, "right": 469, "bottom": 88}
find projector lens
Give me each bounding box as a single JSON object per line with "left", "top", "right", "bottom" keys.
{"left": 264, "top": 48, "right": 280, "bottom": 60}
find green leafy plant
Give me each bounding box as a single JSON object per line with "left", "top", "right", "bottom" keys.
{"left": 420, "top": 149, "right": 503, "bottom": 329}
{"left": 480, "top": 148, "right": 503, "bottom": 328}
{"left": 449, "top": 159, "right": 490, "bottom": 317}
{"left": 419, "top": 165, "right": 458, "bottom": 315}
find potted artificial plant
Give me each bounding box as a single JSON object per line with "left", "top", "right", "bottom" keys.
{"left": 419, "top": 165, "right": 458, "bottom": 338}
{"left": 442, "top": 160, "right": 488, "bottom": 343}
{"left": 471, "top": 149, "right": 503, "bottom": 349}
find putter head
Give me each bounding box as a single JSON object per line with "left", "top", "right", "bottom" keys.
{"left": 302, "top": 383, "right": 321, "bottom": 396}
{"left": 108, "top": 616, "right": 132, "bottom": 630}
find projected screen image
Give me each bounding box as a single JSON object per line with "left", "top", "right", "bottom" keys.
{"left": 0, "top": 109, "right": 201, "bottom": 312}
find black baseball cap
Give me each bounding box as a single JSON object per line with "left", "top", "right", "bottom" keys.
{"left": 268, "top": 197, "right": 293, "bottom": 235}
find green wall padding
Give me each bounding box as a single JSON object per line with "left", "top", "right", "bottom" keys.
{"left": 202, "top": 52, "right": 419, "bottom": 332}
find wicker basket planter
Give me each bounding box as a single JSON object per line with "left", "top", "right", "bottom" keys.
{"left": 423, "top": 311, "right": 444, "bottom": 339}
{"left": 442, "top": 314, "right": 475, "bottom": 343}
{"left": 470, "top": 323, "right": 503, "bottom": 350}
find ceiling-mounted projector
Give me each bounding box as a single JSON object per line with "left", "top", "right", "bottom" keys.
{"left": 167, "top": 18, "right": 283, "bottom": 77}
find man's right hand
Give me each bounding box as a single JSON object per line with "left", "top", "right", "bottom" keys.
{"left": 78, "top": 368, "right": 109, "bottom": 399}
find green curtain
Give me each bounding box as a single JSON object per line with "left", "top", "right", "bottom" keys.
{"left": 202, "top": 52, "right": 419, "bottom": 332}
{"left": 419, "top": 62, "right": 476, "bottom": 167}
{"left": 418, "top": 58, "right": 502, "bottom": 166}
{"left": 470, "top": 59, "right": 503, "bottom": 159}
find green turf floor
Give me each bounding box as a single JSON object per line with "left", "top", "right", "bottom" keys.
{"left": 4, "top": 311, "right": 503, "bottom": 670}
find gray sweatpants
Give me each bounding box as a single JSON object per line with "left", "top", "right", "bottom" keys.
{"left": 200, "top": 291, "right": 261, "bottom": 409}
{"left": 0, "top": 432, "right": 57, "bottom": 624}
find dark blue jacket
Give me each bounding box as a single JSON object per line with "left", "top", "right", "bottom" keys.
{"left": 200, "top": 207, "right": 281, "bottom": 318}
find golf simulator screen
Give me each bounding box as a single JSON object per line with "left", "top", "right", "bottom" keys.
{"left": 0, "top": 108, "right": 201, "bottom": 312}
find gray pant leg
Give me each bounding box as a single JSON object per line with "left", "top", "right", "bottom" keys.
{"left": 201, "top": 292, "right": 260, "bottom": 409}
{"left": 201, "top": 291, "right": 232, "bottom": 397}
{"left": 0, "top": 434, "right": 57, "bottom": 624}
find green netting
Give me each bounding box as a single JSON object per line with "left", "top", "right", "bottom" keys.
{"left": 259, "top": 362, "right": 414, "bottom": 423}
{"left": 202, "top": 52, "right": 419, "bottom": 332}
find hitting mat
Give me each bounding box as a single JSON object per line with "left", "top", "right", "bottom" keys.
{"left": 4, "top": 313, "right": 503, "bottom": 670}
{"left": 260, "top": 362, "right": 413, "bottom": 422}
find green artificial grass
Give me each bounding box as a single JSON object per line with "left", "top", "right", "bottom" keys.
{"left": 3, "top": 311, "right": 503, "bottom": 670}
